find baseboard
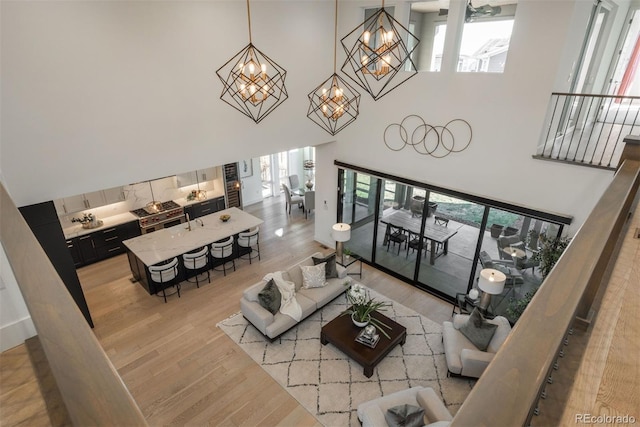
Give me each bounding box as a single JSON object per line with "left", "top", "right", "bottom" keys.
{"left": 0, "top": 316, "right": 37, "bottom": 352}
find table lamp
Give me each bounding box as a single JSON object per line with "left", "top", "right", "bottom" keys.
{"left": 332, "top": 223, "right": 351, "bottom": 262}
{"left": 477, "top": 268, "right": 506, "bottom": 313}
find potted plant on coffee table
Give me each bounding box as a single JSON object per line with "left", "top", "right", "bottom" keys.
{"left": 342, "top": 283, "right": 392, "bottom": 338}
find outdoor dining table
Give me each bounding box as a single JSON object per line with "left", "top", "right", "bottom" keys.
{"left": 380, "top": 210, "right": 458, "bottom": 265}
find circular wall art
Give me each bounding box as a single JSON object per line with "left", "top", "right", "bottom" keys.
{"left": 384, "top": 115, "right": 472, "bottom": 158}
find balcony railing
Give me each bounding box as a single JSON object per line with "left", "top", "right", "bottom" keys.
{"left": 534, "top": 93, "right": 640, "bottom": 169}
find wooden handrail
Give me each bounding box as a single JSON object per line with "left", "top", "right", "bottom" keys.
{"left": 0, "top": 183, "right": 147, "bottom": 426}
{"left": 451, "top": 141, "right": 640, "bottom": 426}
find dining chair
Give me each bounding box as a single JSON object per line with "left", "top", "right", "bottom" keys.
{"left": 282, "top": 183, "right": 303, "bottom": 215}
{"left": 385, "top": 223, "right": 407, "bottom": 255}
{"left": 304, "top": 190, "right": 315, "bottom": 219}
{"left": 211, "top": 236, "right": 236, "bottom": 276}
{"left": 406, "top": 230, "right": 427, "bottom": 258}
{"left": 434, "top": 216, "right": 449, "bottom": 227}
{"left": 148, "top": 257, "right": 180, "bottom": 303}
{"left": 237, "top": 226, "right": 260, "bottom": 264}
{"left": 182, "top": 246, "right": 210, "bottom": 288}
{"left": 288, "top": 175, "right": 300, "bottom": 191}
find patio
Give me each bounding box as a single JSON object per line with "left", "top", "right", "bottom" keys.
{"left": 344, "top": 207, "right": 543, "bottom": 318}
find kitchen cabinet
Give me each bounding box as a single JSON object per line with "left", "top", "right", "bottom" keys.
{"left": 73, "top": 220, "right": 141, "bottom": 266}
{"left": 188, "top": 196, "right": 226, "bottom": 219}
{"left": 66, "top": 238, "right": 82, "bottom": 267}
{"left": 103, "top": 186, "right": 126, "bottom": 204}
{"left": 55, "top": 187, "right": 125, "bottom": 214}
{"left": 176, "top": 167, "right": 218, "bottom": 188}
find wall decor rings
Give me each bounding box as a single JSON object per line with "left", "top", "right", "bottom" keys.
{"left": 384, "top": 115, "right": 472, "bottom": 158}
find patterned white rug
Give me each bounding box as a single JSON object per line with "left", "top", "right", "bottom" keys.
{"left": 217, "top": 288, "right": 475, "bottom": 426}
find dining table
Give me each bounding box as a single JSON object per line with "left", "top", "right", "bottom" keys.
{"left": 380, "top": 210, "right": 458, "bottom": 265}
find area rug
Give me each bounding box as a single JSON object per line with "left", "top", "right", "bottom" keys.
{"left": 217, "top": 287, "right": 475, "bottom": 426}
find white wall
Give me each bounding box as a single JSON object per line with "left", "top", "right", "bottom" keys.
{"left": 0, "top": 0, "right": 623, "bottom": 235}
{"left": 0, "top": 244, "right": 37, "bottom": 352}
{"left": 240, "top": 158, "right": 264, "bottom": 207}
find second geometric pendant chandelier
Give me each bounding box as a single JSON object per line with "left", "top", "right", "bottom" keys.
{"left": 216, "top": 0, "right": 288, "bottom": 124}
{"left": 341, "top": 1, "right": 420, "bottom": 101}
{"left": 307, "top": 0, "right": 361, "bottom": 135}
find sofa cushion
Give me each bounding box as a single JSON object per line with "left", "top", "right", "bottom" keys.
{"left": 265, "top": 293, "right": 317, "bottom": 338}
{"left": 299, "top": 278, "right": 347, "bottom": 307}
{"left": 456, "top": 309, "right": 498, "bottom": 351}
{"left": 385, "top": 404, "right": 424, "bottom": 427}
{"left": 301, "top": 263, "right": 328, "bottom": 289}
{"left": 243, "top": 280, "right": 267, "bottom": 303}
{"left": 257, "top": 279, "right": 281, "bottom": 315}
{"left": 285, "top": 254, "right": 319, "bottom": 291}
{"left": 312, "top": 253, "right": 339, "bottom": 279}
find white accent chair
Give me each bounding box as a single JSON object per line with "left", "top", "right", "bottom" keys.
{"left": 442, "top": 314, "right": 512, "bottom": 378}
{"left": 237, "top": 226, "right": 260, "bottom": 264}
{"left": 211, "top": 236, "right": 235, "bottom": 276}
{"left": 182, "top": 246, "right": 210, "bottom": 288}
{"left": 357, "top": 386, "right": 452, "bottom": 427}
{"left": 148, "top": 257, "right": 180, "bottom": 303}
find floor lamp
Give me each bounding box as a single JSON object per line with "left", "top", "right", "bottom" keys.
{"left": 332, "top": 223, "right": 351, "bottom": 263}
{"left": 477, "top": 268, "right": 506, "bottom": 315}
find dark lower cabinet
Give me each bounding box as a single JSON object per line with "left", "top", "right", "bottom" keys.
{"left": 187, "top": 196, "right": 226, "bottom": 219}
{"left": 72, "top": 220, "right": 141, "bottom": 267}
{"left": 66, "top": 238, "right": 82, "bottom": 267}
{"left": 20, "top": 201, "right": 94, "bottom": 328}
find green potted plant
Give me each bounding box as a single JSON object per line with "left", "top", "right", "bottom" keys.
{"left": 342, "top": 283, "right": 392, "bottom": 337}
{"left": 342, "top": 247, "right": 352, "bottom": 261}
{"left": 533, "top": 234, "right": 572, "bottom": 278}
{"left": 507, "top": 233, "right": 571, "bottom": 322}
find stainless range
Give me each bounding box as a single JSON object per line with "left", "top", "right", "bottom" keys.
{"left": 131, "top": 201, "right": 186, "bottom": 234}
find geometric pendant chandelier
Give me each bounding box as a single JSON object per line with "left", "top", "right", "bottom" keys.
{"left": 340, "top": 1, "right": 419, "bottom": 101}
{"left": 216, "top": 0, "right": 288, "bottom": 124}
{"left": 307, "top": 0, "right": 361, "bottom": 135}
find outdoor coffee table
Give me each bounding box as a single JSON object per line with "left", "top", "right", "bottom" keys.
{"left": 320, "top": 310, "right": 406, "bottom": 378}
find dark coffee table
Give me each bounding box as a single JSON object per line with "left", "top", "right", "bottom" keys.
{"left": 320, "top": 310, "right": 406, "bottom": 378}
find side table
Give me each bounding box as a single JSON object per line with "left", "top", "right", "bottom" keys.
{"left": 452, "top": 292, "right": 494, "bottom": 318}
{"left": 337, "top": 253, "right": 363, "bottom": 278}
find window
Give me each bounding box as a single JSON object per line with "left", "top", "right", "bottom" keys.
{"left": 457, "top": 2, "right": 518, "bottom": 73}
{"left": 410, "top": 1, "right": 450, "bottom": 72}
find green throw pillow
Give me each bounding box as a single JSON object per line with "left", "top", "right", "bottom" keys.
{"left": 312, "top": 253, "right": 339, "bottom": 279}
{"left": 457, "top": 308, "right": 498, "bottom": 351}
{"left": 258, "top": 279, "right": 281, "bottom": 315}
{"left": 385, "top": 404, "right": 425, "bottom": 427}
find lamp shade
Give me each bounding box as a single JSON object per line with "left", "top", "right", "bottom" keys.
{"left": 332, "top": 223, "right": 351, "bottom": 242}
{"left": 478, "top": 268, "right": 506, "bottom": 295}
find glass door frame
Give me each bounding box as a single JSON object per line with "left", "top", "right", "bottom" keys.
{"left": 335, "top": 160, "right": 571, "bottom": 303}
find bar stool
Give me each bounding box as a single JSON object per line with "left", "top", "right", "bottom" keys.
{"left": 148, "top": 257, "right": 180, "bottom": 303}
{"left": 182, "top": 246, "right": 210, "bottom": 288}
{"left": 211, "top": 236, "right": 236, "bottom": 276}
{"left": 237, "top": 227, "right": 260, "bottom": 264}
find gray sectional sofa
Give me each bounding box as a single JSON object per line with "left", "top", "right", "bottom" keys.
{"left": 240, "top": 252, "right": 349, "bottom": 339}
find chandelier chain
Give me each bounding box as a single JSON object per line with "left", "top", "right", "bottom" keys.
{"left": 246, "top": 0, "right": 252, "bottom": 43}
{"left": 333, "top": 0, "right": 338, "bottom": 73}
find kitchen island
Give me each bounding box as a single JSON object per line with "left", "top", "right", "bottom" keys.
{"left": 123, "top": 207, "right": 263, "bottom": 295}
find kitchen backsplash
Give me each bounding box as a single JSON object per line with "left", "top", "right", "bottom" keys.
{"left": 58, "top": 169, "right": 224, "bottom": 226}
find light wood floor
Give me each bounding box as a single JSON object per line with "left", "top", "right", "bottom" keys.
{"left": 1, "top": 195, "right": 453, "bottom": 426}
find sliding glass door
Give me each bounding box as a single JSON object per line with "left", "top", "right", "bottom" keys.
{"left": 336, "top": 164, "right": 570, "bottom": 307}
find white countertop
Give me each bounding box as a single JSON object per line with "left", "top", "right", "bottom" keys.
{"left": 122, "top": 207, "right": 263, "bottom": 266}
{"left": 63, "top": 212, "right": 138, "bottom": 239}
{"left": 174, "top": 193, "right": 225, "bottom": 207}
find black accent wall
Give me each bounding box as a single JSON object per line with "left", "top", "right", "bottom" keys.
{"left": 19, "top": 201, "right": 94, "bottom": 328}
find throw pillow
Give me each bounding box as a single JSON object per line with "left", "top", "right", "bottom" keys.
{"left": 457, "top": 308, "right": 498, "bottom": 351}
{"left": 385, "top": 404, "right": 425, "bottom": 427}
{"left": 312, "top": 253, "right": 339, "bottom": 279}
{"left": 257, "top": 279, "right": 281, "bottom": 315}
{"left": 300, "top": 263, "right": 327, "bottom": 289}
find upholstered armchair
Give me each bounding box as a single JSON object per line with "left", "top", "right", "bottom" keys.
{"left": 442, "top": 313, "right": 511, "bottom": 378}
{"left": 357, "top": 387, "right": 452, "bottom": 427}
